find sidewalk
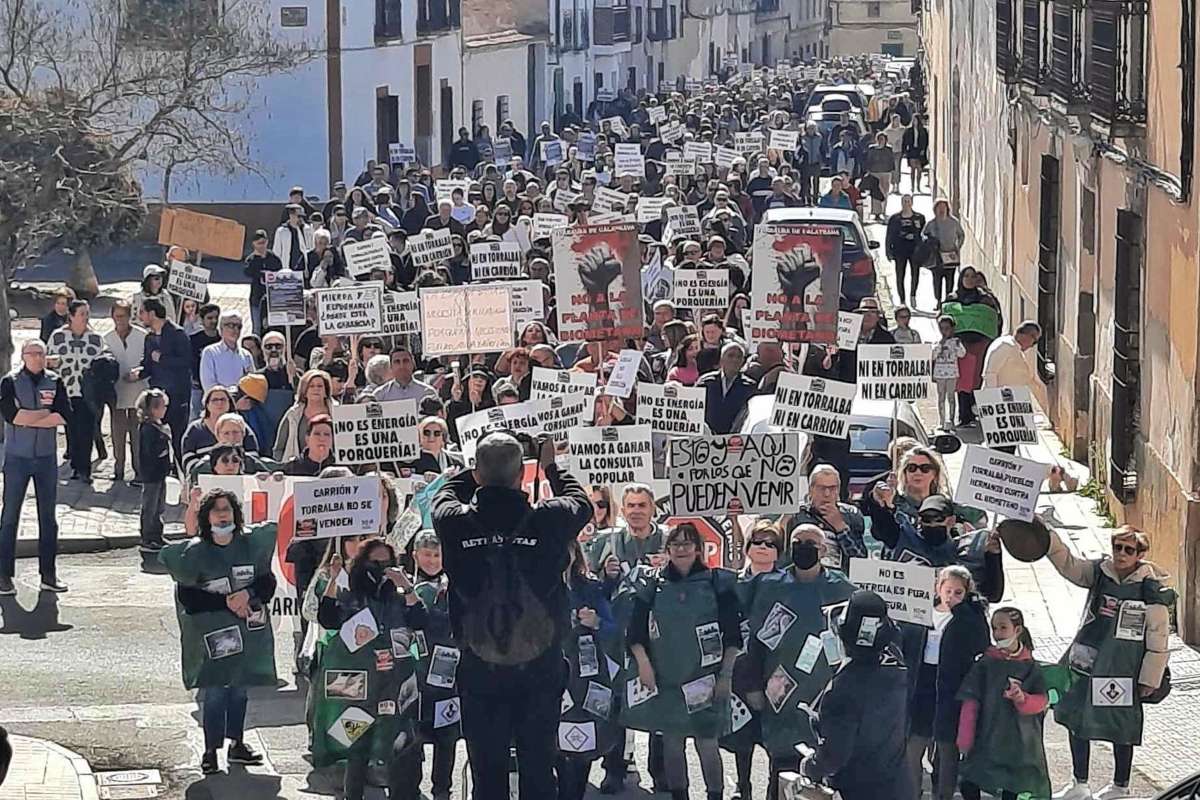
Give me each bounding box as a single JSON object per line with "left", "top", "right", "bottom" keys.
{"left": 0, "top": 735, "right": 97, "bottom": 800}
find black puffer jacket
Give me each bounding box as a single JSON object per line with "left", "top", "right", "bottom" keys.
{"left": 81, "top": 353, "right": 119, "bottom": 414}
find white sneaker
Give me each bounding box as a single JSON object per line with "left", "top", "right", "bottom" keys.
{"left": 1094, "top": 784, "right": 1132, "bottom": 800}
{"left": 1053, "top": 781, "right": 1093, "bottom": 800}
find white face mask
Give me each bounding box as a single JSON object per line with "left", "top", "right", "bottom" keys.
{"left": 211, "top": 523, "right": 236, "bottom": 546}
{"left": 995, "top": 636, "right": 1018, "bottom": 650}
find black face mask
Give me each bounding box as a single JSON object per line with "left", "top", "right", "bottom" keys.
{"left": 791, "top": 541, "right": 820, "bottom": 570}
{"left": 920, "top": 524, "right": 949, "bottom": 546}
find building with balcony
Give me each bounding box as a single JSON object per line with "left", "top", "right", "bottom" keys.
{"left": 921, "top": 0, "right": 1200, "bottom": 643}
{"left": 828, "top": 0, "right": 917, "bottom": 57}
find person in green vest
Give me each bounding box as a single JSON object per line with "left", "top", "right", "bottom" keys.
{"left": 159, "top": 487, "right": 277, "bottom": 775}
{"left": 314, "top": 536, "right": 427, "bottom": 800}
{"left": 1044, "top": 524, "right": 1173, "bottom": 800}
{"left": 623, "top": 522, "right": 743, "bottom": 800}
{"left": 956, "top": 606, "right": 1051, "bottom": 800}
{"left": 741, "top": 523, "right": 857, "bottom": 800}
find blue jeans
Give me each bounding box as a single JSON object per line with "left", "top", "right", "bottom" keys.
{"left": 0, "top": 453, "right": 59, "bottom": 580}
{"left": 201, "top": 686, "right": 248, "bottom": 752}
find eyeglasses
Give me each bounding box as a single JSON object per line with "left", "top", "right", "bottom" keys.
{"left": 264, "top": 344, "right": 284, "bottom": 351}
{"left": 421, "top": 429, "right": 445, "bottom": 439}
{"left": 918, "top": 513, "right": 948, "bottom": 525}
{"left": 223, "top": 322, "right": 243, "bottom": 330}
{"left": 209, "top": 396, "right": 230, "bottom": 404}
{"left": 219, "top": 456, "right": 243, "bottom": 466}
{"left": 905, "top": 462, "right": 935, "bottom": 474}
{"left": 1112, "top": 543, "right": 1141, "bottom": 556}
{"left": 667, "top": 540, "right": 697, "bottom": 550}
{"left": 594, "top": 501, "right": 609, "bottom": 509}
{"left": 749, "top": 539, "right": 778, "bottom": 549}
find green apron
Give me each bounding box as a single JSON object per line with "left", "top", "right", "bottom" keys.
{"left": 582, "top": 526, "right": 618, "bottom": 573}
{"left": 607, "top": 564, "right": 660, "bottom": 722}
{"left": 957, "top": 654, "right": 1051, "bottom": 798}
{"left": 159, "top": 524, "right": 279, "bottom": 690}
{"left": 744, "top": 569, "right": 856, "bottom": 757}
{"left": 309, "top": 589, "right": 423, "bottom": 768}
{"left": 412, "top": 576, "right": 462, "bottom": 740}
{"left": 1053, "top": 563, "right": 1174, "bottom": 745}
{"left": 620, "top": 567, "right": 735, "bottom": 739}
{"left": 719, "top": 567, "right": 778, "bottom": 753}
{"left": 559, "top": 582, "right": 621, "bottom": 760}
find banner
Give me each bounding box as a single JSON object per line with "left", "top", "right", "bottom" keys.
{"left": 470, "top": 242, "right": 523, "bottom": 281}
{"left": 554, "top": 223, "right": 644, "bottom": 342}
{"left": 157, "top": 207, "right": 245, "bottom": 261}
{"left": 614, "top": 143, "right": 644, "bottom": 177}
{"left": 317, "top": 283, "right": 384, "bottom": 336}
{"left": 292, "top": 477, "right": 382, "bottom": 541}
{"left": 770, "top": 373, "right": 856, "bottom": 439}
{"left": 381, "top": 291, "right": 421, "bottom": 336}
{"left": 509, "top": 279, "right": 546, "bottom": 331}
{"left": 166, "top": 259, "right": 210, "bottom": 302}
{"left": 455, "top": 399, "right": 548, "bottom": 465}
{"left": 668, "top": 432, "right": 804, "bottom": 516}
{"left": 569, "top": 426, "right": 655, "bottom": 487}
{"left": 856, "top": 344, "right": 934, "bottom": 401}
{"left": 409, "top": 228, "right": 455, "bottom": 267}
{"left": 333, "top": 400, "right": 420, "bottom": 465}
{"left": 953, "top": 445, "right": 1048, "bottom": 522}
{"left": 637, "top": 382, "right": 706, "bottom": 436}
{"left": 419, "top": 284, "right": 514, "bottom": 355}
{"left": 672, "top": 269, "right": 729, "bottom": 312}
{"left": 849, "top": 559, "right": 936, "bottom": 626}
{"left": 532, "top": 367, "right": 598, "bottom": 399}
{"left": 974, "top": 387, "right": 1038, "bottom": 448}
{"left": 342, "top": 237, "right": 393, "bottom": 279}
{"left": 749, "top": 223, "right": 842, "bottom": 344}
{"left": 265, "top": 268, "right": 305, "bottom": 327}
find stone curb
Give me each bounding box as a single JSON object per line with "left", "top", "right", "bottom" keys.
{"left": 16, "top": 534, "right": 142, "bottom": 560}
{"left": 7, "top": 734, "right": 100, "bottom": 800}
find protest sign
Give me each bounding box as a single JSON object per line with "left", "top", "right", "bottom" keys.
{"left": 554, "top": 223, "right": 644, "bottom": 342}
{"left": 552, "top": 188, "right": 582, "bottom": 212}
{"left": 333, "top": 400, "right": 420, "bottom": 465}
{"left": 593, "top": 186, "right": 630, "bottom": 212}
{"left": 541, "top": 139, "right": 564, "bottom": 165}
{"left": 388, "top": 142, "right": 417, "bottom": 163}
{"left": 569, "top": 426, "right": 655, "bottom": 487}
{"left": 856, "top": 344, "right": 934, "bottom": 400}
{"left": 342, "top": 237, "right": 393, "bottom": 279}
{"left": 836, "top": 311, "right": 863, "bottom": 350}
{"left": 672, "top": 269, "right": 729, "bottom": 312}
{"left": 770, "top": 373, "right": 856, "bottom": 439}
{"left": 493, "top": 138, "right": 513, "bottom": 165}
{"left": 734, "top": 132, "right": 764, "bottom": 154}
{"left": 714, "top": 146, "right": 740, "bottom": 169}
{"left": 589, "top": 212, "right": 634, "bottom": 225}
{"left": 974, "top": 387, "right": 1039, "bottom": 448}
{"left": 642, "top": 253, "right": 674, "bottom": 307}
{"left": 318, "top": 283, "right": 384, "bottom": 335}
{"left": 749, "top": 223, "right": 842, "bottom": 344}
{"left": 768, "top": 129, "right": 799, "bottom": 152}
{"left": 381, "top": 291, "right": 421, "bottom": 336}
{"left": 541, "top": 392, "right": 593, "bottom": 440}
{"left": 849, "top": 559, "right": 936, "bottom": 626}
{"left": 575, "top": 133, "right": 596, "bottom": 161}
{"left": 532, "top": 367, "right": 598, "bottom": 399}
{"left": 419, "top": 284, "right": 513, "bottom": 355}
{"left": 663, "top": 205, "right": 701, "bottom": 241}
{"left": 292, "top": 477, "right": 382, "bottom": 541}
{"left": 470, "top": 241, "right": 523, "bottom": 281}
{"left": 533, "top": 212, "right": 570, "bottom": 241}
{"left": 637, "top": 382, "right": 706, "bottom": 436}
{"left": 455, "top": 400, "right": 548, "bottom": 465}
{"left": 435, "top": 178, "right": 472, "bottom": 201}
{"left": 604, "top": 349, "right": 643, "bottom": 398}
{"left": 157, "top": 207, "right": 245, "bottom": 261}
{"left": 683, "top": 141, "right": 714, "bottom": 164}
{"left": 663, "top": 151, "right": 696, "bottom": 177}
{"left": 408, "top": 227, "right": 455, "bottom": 267}
{"left": 265, "top": 269, "right": 305, "bottom": 327}
{"left": 166, "top": 259, "right": 210, "bottom": 302}
{"left": 509, "top": 279, "right": 546, "bottom": 331}
{"left": 668, "top": 432, "right": 804, "bottom": 516}
{"left": 614, "top": 143, "right": 645, "bottom": 177}
{"left": 953, "top": 444, "right": 1048, "bottom": 522}
{"left": 603, "top": 116, "right": 629, "bottom": 137}
{"left": 636, "top": 197, "right": 671, "bottom": 224}
{"left": 647, "top": 105, "right": 668, "bottom": 125}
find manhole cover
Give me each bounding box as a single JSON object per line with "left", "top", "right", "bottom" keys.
{"left": 97, "top": 770, "right": 162, "bottom": 786}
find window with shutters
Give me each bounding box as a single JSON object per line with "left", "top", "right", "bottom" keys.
{"left": 376, "top": 0, "right": 403, "bottom": 39}
{"left": 1110, "top": 209, "right": 1142, "bottom": 503}
{"left": 495, "top": 96, "right": 510, "bottom": 129}
{"left": 997, "top": 0, "right": 1017, "bottom": 81}
{"left": 1090, "top": 0, "right": 1147, "bottom": 128}
{"left": 1019, "top": 0, "right": 1043, "bottom": 85}
{"left": 471, "top": 101, "right": 484, "bottom": 136}
{"left": 1049, "top": 0, "right": 1073, "bottom": 100}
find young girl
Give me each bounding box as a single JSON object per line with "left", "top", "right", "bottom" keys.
{"left": 178, "top": 298, "right": 202, "bottom": 337}
{"left": 932, "top": 315, "right": 967, "bottom": 431}
{"left": 956, "top": 607, "right": 1051, "bottom": 800}
{"left": 137, "top": 389, "right": 172, "bottom": 553}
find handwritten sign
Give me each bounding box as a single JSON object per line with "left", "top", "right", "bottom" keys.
{"left": 668, "top": 432, "right": 804, "bottom": 516}
{"left": 953, "top": 445, "right": 1049, "bottom": 522}
{"left": 856, "top": 344, "right": 934, "bottom": 401}
{"left": 770, "top": 373, "right": 856, "bottom": 439}
{"left": 509, "top": 279, "right": 546, "bottom": 331}
{"left": 292, "top": 477, "right": 382, "bottom": 540}
{"left": 974, "top": 387, "right": 1039, "bottom": 448}
{"left": 166, "top": 259, "right": 210, "bottom": 302}
{"left": 836, "top": 311, "right": 863, "bottom": 350}
{"left": 317, "top": 283, "right": 384, "bottom": 336}
{"left": 333, "top": 400, "right": 420, "bottom": 465}
{"left": 637, "top": 382, "right": 706, "bottom": 436}
{"left": 343, "top": 237, "right": 393, "bottom": 279}
{"left": 569, "top": 426, "right": 655, "bottom": 487}
{"left": 419, "top": 284, "right": 513, "bottom": 355}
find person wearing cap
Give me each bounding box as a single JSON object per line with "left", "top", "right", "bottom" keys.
{"left": 131, "top": 263, "right": 178, "bottom": 324}
{"left": 243, "top": 229, "right": 283, "bottom": 335}
{"left": 273, "top": 202, "right": 314, "bottom": 271}
{"left": 279, "top": 185, "right": 317, "bottom": 224}
{"left": 797, "top": 590, "right": 914, "bottom": 800}
{"left": 372, "top": 185, "right": 402, "bottom": 231}
{"left": 233, "top": 374, "right": 272, "bottom": 452}
{"left": 321, "top": 181, "right": 348, "bottom": 222}
{"left": 834, "top": 297, "right": 894, "bottom": 383}
{"left": 257, "top": 331, "right": 295, "bottom": 391}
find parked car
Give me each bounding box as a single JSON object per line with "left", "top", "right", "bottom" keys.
{"left": 805, "top": 84, "right": 870, "bottom": 114}
{"left": 1134, "top": 770, "right": 1200, "bottom": 800}
{"left": 761, "top": 207, "right": 879, "bottom": 308}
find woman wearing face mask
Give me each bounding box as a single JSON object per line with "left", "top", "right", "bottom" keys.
{"left": 955, "top": 607, "right": 1051, "bottom": 800}
{"left": 901, "top": 565, "right": 989, "bottom": 800}
{"left": 298, "top": 533, "right": 371, "bottom": 678}
{"left": 623, "top": 523, "right": 743, "bottom": 800}
{"left": 312, "top": 536, "right": 426, "bottom": 800}
{"left": 160, "top": 488, "right": 277, "bottom": 775}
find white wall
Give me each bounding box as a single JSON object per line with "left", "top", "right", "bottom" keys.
{"left": 463, "top": 43, "right": 536, "bottom": 143}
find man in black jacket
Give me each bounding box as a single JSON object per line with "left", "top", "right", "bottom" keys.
{"left": 432, "top": 433, "right": 591, "bottom": 800}
{"left": 695, "top": 342, "right": 755, "bottom": 434}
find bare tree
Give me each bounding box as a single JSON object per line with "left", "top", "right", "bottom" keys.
{"left": 0, "top": 0, "right": 312, "bottom": 366}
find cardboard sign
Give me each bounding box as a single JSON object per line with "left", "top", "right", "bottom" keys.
{"left": 318, "top": 283, "right": 384, "bottom": 335}
{"left": 509, "top": 279, "right": 546, "bottom": 331}
{"left": 343, "top": 237, "right": 393, "bottom": 279}
{"left": 455, "top": 399, "right": 548, "bottom": 465}
{"left": 636, "top": 197, "right": 671, "bottom": 224}
{"left": 953, "top": 444, "right": 1048, "bottom": 522}
{"left": 836, "top": 311, "right": 863, "bottom": 350}
{"left": 770, "top": 373, "right": 856, "bottom": 439}
{"left": 668, "top": 432, "right": 804, "bottom": 516}
{"left": 532, "top": 367, "right": 598, "bottom": 399}
{"left": 381, "top": 291, "right": 421, "bottom": 336}
{"left": 541, "top": 392, "right": 594, "bottom": 441}
{"left": 470, "top": 242, "right": 523, "bottom": 281}
{"left": 672, "top": 269, "right": 729, "bottom": 311}
{"left": 569, "top": 426, "right": 655, "bottom": 487}
{"left": 663, "top": 205, "right": 701, "bottom": 241}
{"left": 265, "top": 269, "right": 305, "bottom": 327}
{"left": 683, "top": 141, "right": 714, "bottom": 164}
{"left": 614, "top": 143, "right": 645, "bottom": 177}
{"left": 388, "top": 142, "right": 417, "bottom": 163}
{"left": 768, "top": 129, "right": 799, "bottom": 152}
{"left": 166, "top": 259, "right": 210, "bottom": 302}
{"left": 157, "top": 207, "right": 246, "bottom": 261}
{"left": 419, "top": 284, "right": 513, "bottom": 355}
{"left": 593, "top": 186, "right": 630, "bottom": 212}
{"left": 637, "top": 382, "right": 706, "bottom": 436}
{"left": 975, "top": 387, "right": 1039, "bottom": 448}
{"left": 856, "top": 344, "right": 934, "bottom": 401}
{"left": 749, "top": 223, "right": 842, "bottom": 345}
{"left": 532, "top": 213, "right": 570, "bottom": 242}
{"left": 333, "top": 400, "right": 420, "bottom": 465}
{"left": 292, "top": 477, "right": 382, "bottom": 540}
{"left": 553, "top": 223, "right": 644, "bottom": 343}
{"left": 849, "top": 559, "right": 936, "bottom": 627}
{"left": 409, "top": 227, "right": 455, "bottom": 267}
{"left": 604, "top": 349, "right": 643, "bottom": 399}
{"left": 735, "top": 132, "right": 764, "bottom": 155}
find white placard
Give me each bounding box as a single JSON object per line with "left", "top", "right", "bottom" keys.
{"left": 683, "top": 141, "right": 714, "bottom": 164}
{"left": 663, "top": 205, "right": 701, "bottom": 241}
{"left": 342, "top": 237, "right": 393, "bottom": 279}
{"left": 663, "top": 151, "right": 697, "bottom": 177}
{"left": 292, "top": 477, "right": 382, "bottom": 540}
{"left": 389, "top": 142, "right": 416, "bottom": 163}
{"left": 604, "top": 349, "right": 643, "bottom": 398}
{"left": 668, "top": 432, "right": 804, "bottom": 516}
{"left": 637, "top": 382, "right": 706, "bottom": 436}
{"left": 770, "top": 373, "right": 856, "bottom": 439}
{"left": 509, "top": 279, "right": 546, "bottom": 331}
{"left": 333, "top": 400, "right": 420, "bottom": 465}
{"left": 381, "top": 291, "right": 421, "bottom": 336}
{"left": 849, "top": 559, "right": 936, "bottom": 627}
{"left": 317, "top": 283, "right": 384, "bottom": 336}
{"left": 974, "top": 387, "right": 1039, "bottom": 448}
{"left": 532, "top": 367, "right": 598, "bottom": 399}
{"left": 167, "top": 259, "right": 210, "bottom": 302}
{"left": 455, "top": 399, "right": 549, "bottom": 465}
{"left": 593, "top": 186, "right": 630, "bottom": 212}
{"left": 836, "top": 311, "right": 863, "bottom": 350}
{"left": 419, "top": 284, "right": 513, "bottom": 355}
{"left": 588, "top": 211, "right": 634, "bottom": 225}
{"left": 672, "top": 269, "right": 729, "bottom": 311}
{"left": 768, "top": 129, "right": 799, "bottom": 152}
{"left": 532, "top": 213, "right": 570, "bottom": 241}
{"left": 435, "top": 179, "right": 472, "bottom": 201}
{"left": 409, "top": 227, "right": 455, "bottom": 267}
{"left": 953, "top": 444, "right": 1049, "bottom": 522}
{"left": 714, "top": 146, "right": 740, "bottom": 169}
{"left": 603, "top": 116, "right": 629, "bottom": 137}
{"left": 735, "top": 132, "right": 764, "bottom": 154}
{"left": 553, "top": 188, "right": 582, "bottom": 212}
{"left": 855, "top": 344, "right": 934, "bottom": 401}
{"left": 636, "top": 197, "right": 671, "bottom": 224}
{"left": 541, "top": 392, "right": 594, "bottom": 441}
{"left": 647, "top": 105, "right": 668, "bottom": 125}
{"left": 470, "top": 242, "right": 523, "bottom": 281}
{"left": 614, "top": 143, "right": 645, "bottom": 177}
{"left": 569, "top": 426, "right": 655, "bottom": 487}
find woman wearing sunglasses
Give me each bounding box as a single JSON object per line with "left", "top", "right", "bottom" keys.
{"left": 404, "top": 416, "right": 462, "bottom": 478}
{"left": 1043, "top": 523, "right": 1173, "bottom": 800}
